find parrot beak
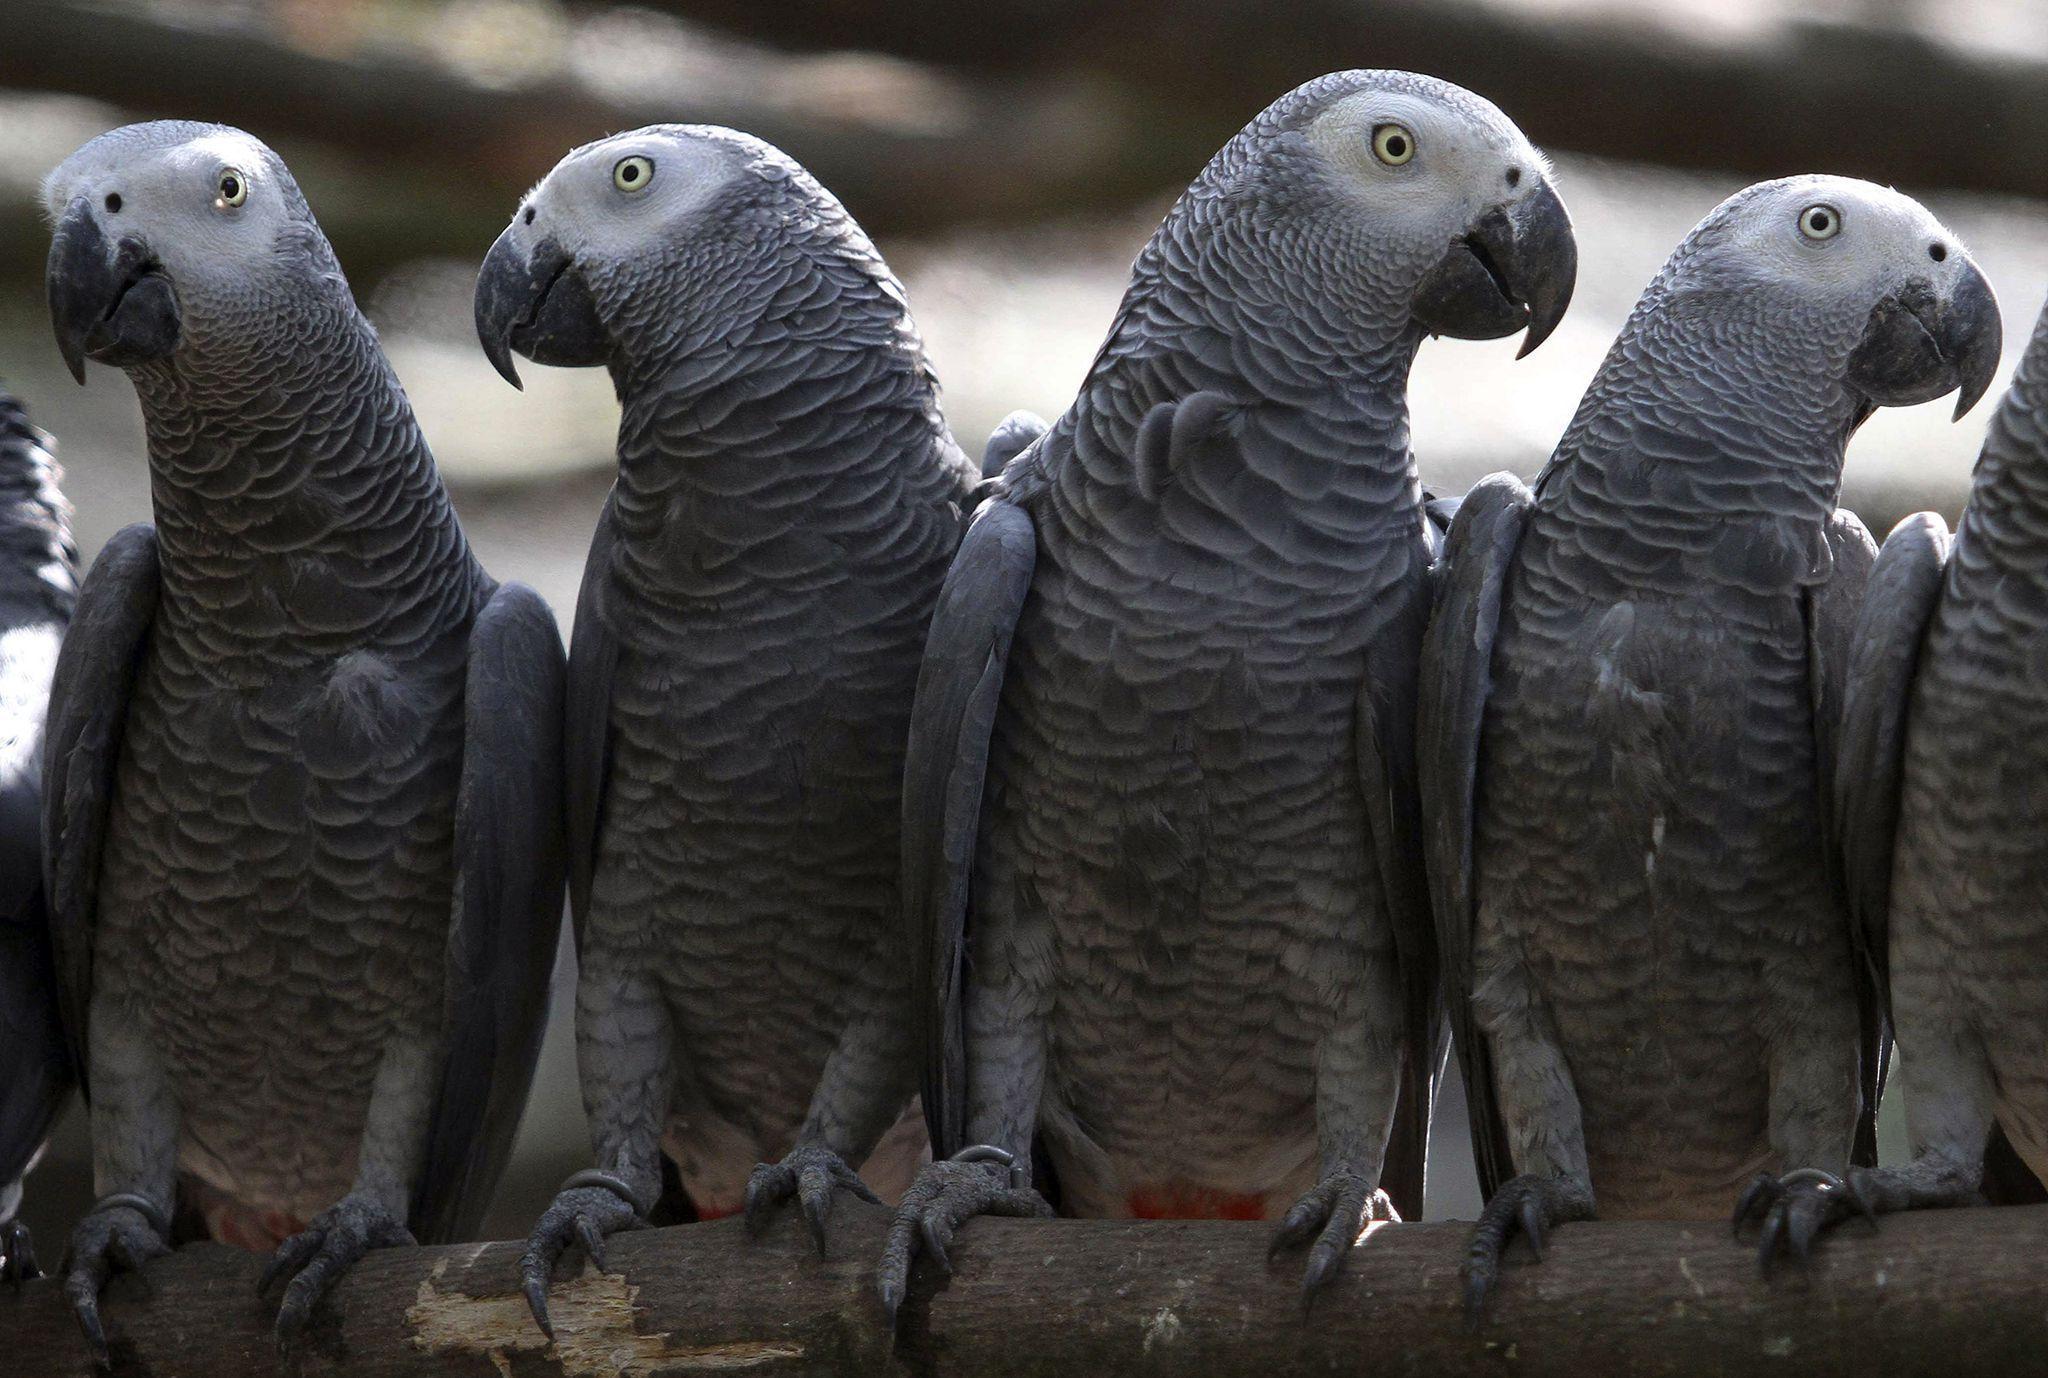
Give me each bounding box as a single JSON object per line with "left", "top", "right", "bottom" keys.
{"left": 1411, "top": 177, "right": 1577, "bottom": 359}
{"left": 47, "top": 197, "right": 181, "bottom": 384}
{"left": 1847, "top": 260, "right": 2002, "bottom": 421}
{"left": 473, "top": 226, "right": 611, "bottom": 390}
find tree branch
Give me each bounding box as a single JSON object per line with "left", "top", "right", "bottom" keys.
{"left": 3, "top": 1202, "right": 2042, "bottom": 1375}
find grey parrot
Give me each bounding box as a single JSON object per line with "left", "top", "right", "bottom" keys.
{"left": 0, "top": 383, "right": 79, "bottom": 1285}
{"left": 471, "top": 126, "right": 977, "bottom": 1336}
{"left": 1821, "top": 291, "right": 2048, "bottom": 1227}
{"left": 883, "top": 69, "right": 1576, "bottom": 1317}
{"left": 41, "top": 122, "right": 566, "bottom": 1360}
{"left": 1418, "top": 176, "right": 2001, "bottom": 1319}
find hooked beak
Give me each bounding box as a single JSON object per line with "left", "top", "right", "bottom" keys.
{"left": 1410, "top": 177, "right": 1577, "bottom": 359}
{"left": 1847, "top": 261, "right": 2001, "bottom": 421}
{"left": 473, "top": 227, "right": 609, "bottom": 390}
{"left": 47, "top": 197, "right": 181, "bottom": 384}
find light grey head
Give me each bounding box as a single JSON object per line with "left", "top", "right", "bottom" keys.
{"left": 473, "top": 124, "right": 879, "bottom": 389}
{"left": 1164, "top": 70, "right": 1578, "bottom": 358}
{"left": 41, "top": 121, "right": 341, "bottom": 384}
{"left": 1643, "top": 175, "right": 2000, "bottom": 421}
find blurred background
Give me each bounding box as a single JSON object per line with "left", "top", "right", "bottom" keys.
{"left": 7, "top": 0, "right": 2047, "bottom": 1248}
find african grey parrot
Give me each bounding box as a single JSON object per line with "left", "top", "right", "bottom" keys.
{"left": 471, "top": 125, "right": 977, "bottom": 1337}
{"left": 0, "top": 383, "right": 79, "bottom": 1285}
{"left": 1418, "top": 176, "right": 2001, "bottom": 1318}
{"left": 883, "top": 69, "right": 1576, "bottom": 1316}
{"left": 1820, "top": 291, "right": 2048, "bottom": 1229}
{"left": 41, "top": 122, "right": 566, "bottom": 1359}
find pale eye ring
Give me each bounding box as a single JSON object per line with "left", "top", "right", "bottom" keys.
{"left": 1372, "top": 124, "right": 1416, "bottom": 166}
{"left": 1798, "top": 203, "right": 1841, "bottom": 240}
{"left": 216, "top": 167, "right": 248, "bottom": 209}
{"left": 613, "top": 156, "right": 655, "bottom": 193}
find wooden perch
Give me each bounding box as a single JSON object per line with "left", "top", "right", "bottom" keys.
{"left": 4, "top": 1201, "right": 2046, "bottom": 1375}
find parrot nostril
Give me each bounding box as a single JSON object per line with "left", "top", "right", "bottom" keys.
{"left": 1929, "top": 242, "right": 1947, "bottom": 262}
{"left": 1505, "top": 167, "right": 1522, "bottom": 189}
{"left": 104, "top": 193, "right": 122, "bottom": 214}
{"left": 522, "top": 205, "right": 536, "bottom": 226}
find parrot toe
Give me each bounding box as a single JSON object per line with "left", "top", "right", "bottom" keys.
{"left": 1737, "top": 1168, "right": 1877, "bottom": 1276}
{"left": 1, "top": 1218, "right": 39, "bottom": 1285}
{"left": 1463, "top": 1172, "right": 1595, "bottom": 1328}
{"left": 265, "top": 1194, "right": 415, "bottom": 1354}
{"left": 63, "top": 1198, "right": 172, "bottom": 1369}
{"left": 1268, "top": 1168, "right": 1396, "bottom": 1304}
{"left": 745, "top": 1144, "right": 882, "bottom": 1256}
{"left": 877, "top": 1154, "right": 1053, "bottom": 1329}
{"left": 518, "top": 1183, "right": 645, "bottom": 1340}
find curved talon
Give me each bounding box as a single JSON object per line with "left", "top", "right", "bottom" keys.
{"left": 1745, "top": 1168, "right": 1872, "bottom": 1276}
{"left": 744, "top": 1146, "right": 882, "bottom": 1257}
{"left": 267, "top": 1196, "right": 415, "bottom": 1351}
{"left": 0, "top": 1219, "right": 38, "bottom": 1284}
{"left": 1732, "top": 1172, "right": 1780, "bottom": 1236}
{"left": 518, "top": 1183, "right": 644, "bottom": 1339}
{"left": 1463, "top": 1173, "right": 1594, "bottom": 1329}
{"left": 1270, "top": 1169, "right": 1391, "bottom": 1302}
{"left": 875, "top": 1156, "right": 1052, "bottom": 1329}
{"left": 63, "top": 1200, "right": 172, "bottom": 1369}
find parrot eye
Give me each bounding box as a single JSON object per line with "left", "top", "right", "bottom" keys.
{"left": 215, "top": 168, "right": 248, "bottom": 210}
{"left": 613, "top": 156, "right": 655, "bottom": 194}
{"left": 1371, "top": 124, "right": 1416, "bottom": 166}
{"left": 1797, "top": 204, "right": 1841, "bottom": 241}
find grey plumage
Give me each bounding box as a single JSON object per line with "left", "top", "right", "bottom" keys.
{"left": 0, "top": 383, "right": 78, "bottom": 1285}
{"left": 472, "top": 125, "right": 976, "bottom": 1335}
{"left": 40, "top": 122, "right": 565, "bottom": 1357}
{"left": 1421, "top": 175, "right": 2001, "bottom": 1318}
{"left": 886, "top": 69, "right": 1577, "bottom": 1314}
{"left": 1830, "top": 291, "right": 2048, "bottom": 1222}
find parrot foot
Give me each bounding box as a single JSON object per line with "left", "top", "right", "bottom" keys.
{"left": 1268, "top": 1168, "right": 1397, "bottom": 1303}
{"left": 261, "top": 1193, "right": 414, "bottom": 1354}
{"left": 745, "top": 1144, "right": 882, "bottom": 1256}
{"left": 1733, "top": 1168, "right": 1876, "bottom": 1274}
{"left": 877, "top": 1149, "right": 1052, "bottom": 1328}
{"left": 1464, "top": 1172, "right": 1594, "bottom": 1327}
{"left": 64, "top": 1194, "right": 172, "bottom": 1369}
{"left": 519, "top": 1181, "right": 647, "bottom": 1340}
{"left": 1, "top": 1217, "right": 39, "bottom": 1285}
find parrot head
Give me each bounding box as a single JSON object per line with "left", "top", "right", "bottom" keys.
{"left": 474, "top": 124, "right": 834, "bottom": 390}
{"left": 1657, "top": 175, "right": 2001, "bottom": 421}
{"left": 1188, "top": 70, "right": 1579, "bottom": 359}
{"left": 41, "top": 122, "right": 333, "bottom": 385}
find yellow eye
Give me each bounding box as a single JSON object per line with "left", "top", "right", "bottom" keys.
{"left": 613, "top": 156, "right": 655, "bottom": 193}
{"left": 216, "top": 167, "right": 248, "bottom": 209}
{"left": 1372, "top": 124, "right": 1416, "bottom": 166}
{"left": 1798, "top": 204, "right": 1841, "bottom": 240}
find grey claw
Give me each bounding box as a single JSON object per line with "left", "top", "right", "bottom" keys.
{"left": 1519, "top": 1195, "right": 1546, "bottom": 1261}
{"left": 517, "top": 1183, "right": 641, "bottom": 1340}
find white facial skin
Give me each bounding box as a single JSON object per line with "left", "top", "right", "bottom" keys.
{"left": 514, "top": 127, "right": 749, "bottom": 269}
{"left": 1305, "top": 87, "right": 1552, "bottom": 254}
{"left": 42, "top": 125, "right": 301, "bottom": 318}
{"left": 1667, "top": 174, "right": 1968, "bottom": 305}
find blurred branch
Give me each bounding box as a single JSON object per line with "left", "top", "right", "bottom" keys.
{"left": 0, "top": 0, "right": 1195, "bottom": 279}
{"left": 5, "top": 1203, "right": 2048, "bottom": 1374}
{"left": 653, "top": 0, "right": 2048, "bottom": 201}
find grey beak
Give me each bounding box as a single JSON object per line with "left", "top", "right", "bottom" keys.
{"left": 473, "top": 226, "right": 535, "bottom": 390}
{"left": 1943, "top": 260, "right": 2002, "bottom": 420}
{"left": 47, "top": 197, "right": 180, "bottom": 384}
{"left": 1410, "top": 177, "right": 1578, "bottom": 357}
{"left": 1501, "top": 179, "right": 1577, "bottom": 358}
{"left": 1847, "top": 261, "right": 2002, "bottom": 421}
{"left": 473, "top": 227, "right": 611, "bottom": 388}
